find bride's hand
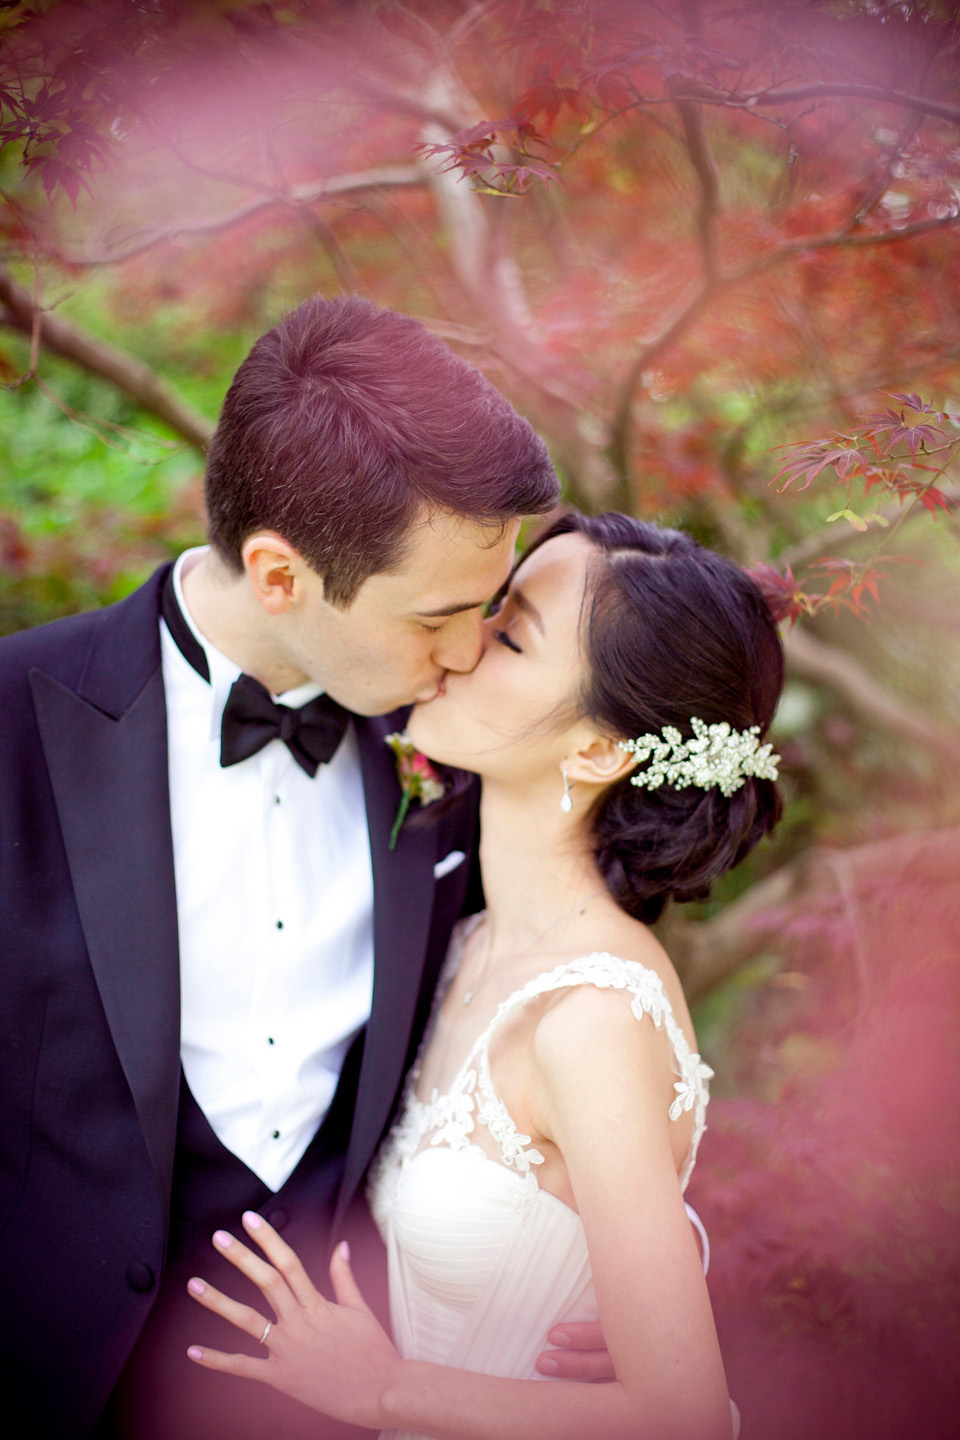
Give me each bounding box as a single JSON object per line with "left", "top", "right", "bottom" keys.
{"left": 186, "top": 1212, "right": 401, "bottom": 1429}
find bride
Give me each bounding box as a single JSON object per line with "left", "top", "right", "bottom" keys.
{"left": 186, "top": 511, "right": 783, "bottom": 1439}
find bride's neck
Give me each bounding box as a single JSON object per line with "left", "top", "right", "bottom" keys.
{"left": 476, "top": 779, "right": 605, "bottom": 958}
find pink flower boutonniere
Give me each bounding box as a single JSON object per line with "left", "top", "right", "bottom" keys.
{"left": 385, "top": 731, "right": 446, "bottom": 850}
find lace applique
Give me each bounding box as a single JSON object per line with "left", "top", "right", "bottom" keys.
{"left": 670, "top": 1063, "right": 714, "bottom": 1120}
{"left": 370, "top": 931, "right": 713, "bottom": 1210}
{"left": 426, "top": 1075, "right": 478, "bottom": 1151}
{"left": 475, "top": 1047, "right": 545, "bottom": 1175}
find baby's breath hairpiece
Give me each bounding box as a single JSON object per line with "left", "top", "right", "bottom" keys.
{"left": 618, "top": 717, "right": 780, "bottom": 798}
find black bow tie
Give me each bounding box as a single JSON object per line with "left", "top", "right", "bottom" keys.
{"left": 220, "top": 674, "right": 350, "bottom": 777}
{"left": 161, "top": 565, "right": 349, "bottom": 777}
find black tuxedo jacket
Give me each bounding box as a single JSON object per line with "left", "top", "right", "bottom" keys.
{"left": 0, "top": 565, "right": 479, "bottom": 1436}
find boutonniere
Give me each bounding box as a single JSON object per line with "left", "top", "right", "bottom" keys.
{"left": 385, "top": 731, "right": 446, "bottom": 849}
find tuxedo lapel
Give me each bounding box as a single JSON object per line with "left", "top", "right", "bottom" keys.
{"left": 30, "top": 569, "right": 181, "bottom": 1212}
{"left": 339, "top": 717, "right": 439, "bottom": 1213}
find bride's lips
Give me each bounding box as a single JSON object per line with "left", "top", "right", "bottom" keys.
{"left": 416, "top": 676, "right": 446, "bottom": 704}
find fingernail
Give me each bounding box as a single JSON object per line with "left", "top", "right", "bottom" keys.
{"left": 243, "top": 1211, "right": 263, "bottom": 1229}
{"left": 339, "top": 1240, "right": 350, "bottom": 1261}
{"left": 187, "top": 1278, "right": 205, "bottom": 1296}
{"left": 538, "top": 1357, "right": 559, "bottom": 1375}
{"left": 187, "top": 1347, "right": 203, "bottom": 1361}
{"left": 213, "top": 1230, "right": 232, "bottom": 1247}
{"left": 551, "top": 1330, "right": 569, "bottom": 1346}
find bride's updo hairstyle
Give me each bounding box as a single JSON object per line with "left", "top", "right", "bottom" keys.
{"left": 530, "top": 512, "right": 784, "bottom": 924}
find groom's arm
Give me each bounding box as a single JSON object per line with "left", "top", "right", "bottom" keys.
{"left": 536, "top": 1322, "right": 616, "bottom": 1381}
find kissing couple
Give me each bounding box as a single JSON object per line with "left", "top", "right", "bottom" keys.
{"left": 1, "top": 295, "right": 781, "bottom": 1440}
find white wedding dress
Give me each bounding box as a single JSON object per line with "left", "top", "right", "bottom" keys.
{"left": 368, "top": 915, "right": 718, "bottom": 1440}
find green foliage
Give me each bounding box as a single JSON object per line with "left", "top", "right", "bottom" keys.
{"left": 0, "top": 331, "right": 206, "bottom": 631}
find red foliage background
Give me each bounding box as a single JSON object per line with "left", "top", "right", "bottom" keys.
{"left": 1, "top": 3, "right": 959, "bottom": 1433}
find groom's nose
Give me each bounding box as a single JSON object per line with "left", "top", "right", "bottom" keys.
{"left": 432, "top": 609, "right": 485, "bottom": 674}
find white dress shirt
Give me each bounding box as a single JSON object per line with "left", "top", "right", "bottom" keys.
{"left": 161, "top": 548, "right": 374, "bottom": 1191}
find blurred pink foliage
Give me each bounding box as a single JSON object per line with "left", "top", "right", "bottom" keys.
{"left": 693, "top": 847, "right": 960, "bottom": 1438}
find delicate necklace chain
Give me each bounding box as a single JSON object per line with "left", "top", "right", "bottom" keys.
{"left": 462, "top": 891, "right": 606, "bottom": 1006}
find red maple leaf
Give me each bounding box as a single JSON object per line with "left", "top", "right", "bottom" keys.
{"left": 770, "top": 440, "right": 867, "bottom": 492}
{"left": 744, "top": 562, "right": 805, "bottom": 625}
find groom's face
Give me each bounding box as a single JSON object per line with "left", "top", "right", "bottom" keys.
{"left": 286, "top": 509, "right": 522, "bottom": 715}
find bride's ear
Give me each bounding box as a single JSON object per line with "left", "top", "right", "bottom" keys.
{"left": 562, "top": 735, "right": 637, "bottom": 790}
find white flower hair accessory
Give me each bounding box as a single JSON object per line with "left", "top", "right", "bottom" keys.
{"left": 618, "top": 717, "right": 780, "bottom": 798}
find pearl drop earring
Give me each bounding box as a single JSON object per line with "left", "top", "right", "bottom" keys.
{"left": 560, "top": 769, "right": 573, "bottom": 813}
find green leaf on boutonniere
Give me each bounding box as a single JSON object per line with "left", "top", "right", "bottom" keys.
{"left": 385, "top": 732, "right": 446, "bottom": 850}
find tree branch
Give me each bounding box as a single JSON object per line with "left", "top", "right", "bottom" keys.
{"left": 740, "top": 82, "right": 960, "bottom": 128}
{"left": 673, "top": 0, "right": 719, "bottom": 283}
{"left": 670, "top": 78, "right": 960, "bottom": 128}
{"left": 657, "top": 852, "right": 808, "bottom": 1002}
{"left": 665, "top": 824, "right": 960, "bottom": 1002}
{"left": 350, "top": 71, "right": 469, "bottom": 136}
{"left": 53, "top": 166, "right": 427, "bottom": 267}
{"left": 774, "top": 488, "right": 959, "bottom": 572}
{"left": 671, "top": 82, "right": 721, "bottom": 283}
{"left": 782, "top": 623, "right": 960, "bottom": 767}
{"left": 605, "top": 281, "right": 715, "bottom": 493}
{"left": 0, "top": 265, "right": 213, "bottom": 453}
{"left": 605, "top": 211, "right": 960, "bottom": 488}
{"left": 729, "top": 210, "right": 960, "bottom": 286}
{"left": 846, "top": 109, "right": 924, "bottom": 232}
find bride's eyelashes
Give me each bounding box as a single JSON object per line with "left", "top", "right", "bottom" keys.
{"left": 493, "top": 628, "right": 522, "bottom": 654}
{"left": 487, "top": 587, "right": 525, "bottom": 651}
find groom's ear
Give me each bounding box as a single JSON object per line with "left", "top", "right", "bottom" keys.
{"left": 242, "top": 532, "right": 303, "bottom": 615}
{"left": 563, "top": 735, "right": 637, "bottom": 789}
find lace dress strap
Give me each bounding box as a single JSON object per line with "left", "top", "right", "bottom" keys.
{"left": 368, "top": 941, "right": 714, "bottom": 1224}
{"left": 470, "top": 953, "right": 714, "bottom": 1191}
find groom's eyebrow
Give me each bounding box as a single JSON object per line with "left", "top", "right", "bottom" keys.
{"left": 415, "top": 598, "right": 488, "bottom": 618}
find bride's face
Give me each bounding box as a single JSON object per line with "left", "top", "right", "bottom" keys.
{"left": 407, "top": 531, "right": 596, "bottom": 782}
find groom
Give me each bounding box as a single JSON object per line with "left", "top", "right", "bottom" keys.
{"left": 0, "top": 296, "right": 570, "bottom": 1439}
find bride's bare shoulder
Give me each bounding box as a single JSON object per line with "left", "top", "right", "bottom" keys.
{"left": 534, "top": 908, "right": 697, "bottom": 1060}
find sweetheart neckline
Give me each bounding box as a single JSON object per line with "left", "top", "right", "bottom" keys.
{"left": 397, "top": 1140, "right": 584, "bottom": 1222}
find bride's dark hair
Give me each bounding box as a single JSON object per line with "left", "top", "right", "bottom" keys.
{"left": 526, "top": 512, "right": 784, "bottom": 924}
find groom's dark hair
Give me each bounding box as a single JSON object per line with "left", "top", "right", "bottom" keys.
{"left": 204, "top": 295, "right": 559, "bottom": 606}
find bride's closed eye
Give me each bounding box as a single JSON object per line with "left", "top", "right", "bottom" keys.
{"left": 493, "top": 629, "right": 522, "bottom": 654}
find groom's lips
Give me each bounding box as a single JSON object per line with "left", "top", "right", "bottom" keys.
{"left": 415, "top": 676, "right": 446, "bottom": 704}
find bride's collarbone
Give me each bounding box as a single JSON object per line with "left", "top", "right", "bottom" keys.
{"left": 422, "top": 979, "right": 541, "bottom": 1092}
{"left": 446, "top": 911, "right": 676, "bottom": 1018}
{"left": 437, "top": 943, "right": 593, "bottom": 1042}
{"left": 427, "top": 913, "right": 688, "bottom": 1086}
{"left": 416, "top": 956, "right": 562, "bottom": 1109}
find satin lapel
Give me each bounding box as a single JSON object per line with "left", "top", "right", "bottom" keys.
{"left": 29, "top": 573, "right": 180, "bottom": 1211}
{"left": 341, "top": 717, "right": 438, "bottom": 1206}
